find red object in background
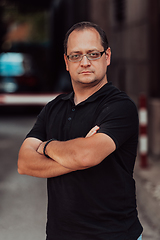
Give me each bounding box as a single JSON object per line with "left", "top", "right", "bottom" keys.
{"left": 139, "top": 94, "right": 148, "bottom": 168}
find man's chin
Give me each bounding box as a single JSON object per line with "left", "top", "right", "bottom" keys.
{"left": 77, "top": 79, "right": 100, "bottom": 87}
{"left": 78, "top": 79, "right": 96, "bottom": 84}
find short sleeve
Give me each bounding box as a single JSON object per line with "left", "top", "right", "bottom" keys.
{"left": 26, "top": 106, "right": 47, "bottom": 141}
{"left": 96, "top": 99, "right": 139, "bottom": 149}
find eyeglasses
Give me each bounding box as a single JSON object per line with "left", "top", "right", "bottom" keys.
{"left": 67, "top": 50, "right": 106, "bottom": 62}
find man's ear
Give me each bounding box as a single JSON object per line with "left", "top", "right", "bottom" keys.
{"left": 64, "top": 54, "right": 69, "bottom": 71}
{"left": 105, "top": 47, "right": 111, "bottom": 66}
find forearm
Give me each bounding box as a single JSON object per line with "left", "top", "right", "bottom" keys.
{"left": 37, "top": 126, "right": 115, "bottom": 171}
{"left": 18, "top": 140, "right": 73, "bottom": 178}
{"left": 44, "top": 134, "right": 110, "bottom": 170}
{"left": 37, "top": 126, "right": 100, "bottom": 170}
{"left": 44, "top": 138, "right": 89, "bottom": 170}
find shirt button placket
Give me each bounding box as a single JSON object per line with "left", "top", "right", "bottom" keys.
{"left": 68, "top": 108, "right": 76, "bottom": 122}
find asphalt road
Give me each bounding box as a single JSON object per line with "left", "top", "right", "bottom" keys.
{"left": 0, "top": 107, "right": 159, "bottom": 240}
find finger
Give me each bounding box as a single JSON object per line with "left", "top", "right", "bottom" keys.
{"left": 90, "top": 125, "right": 99, "bottom": 133}
{"left": 86, "top": 126, "right": 99, "bottom": 138}
{"left": 93, "top": 125, "right": 100, "bottom": 131}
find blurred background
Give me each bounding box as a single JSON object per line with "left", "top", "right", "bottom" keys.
{"left": 0, "top": 0, "right": 160, "bottom": 239}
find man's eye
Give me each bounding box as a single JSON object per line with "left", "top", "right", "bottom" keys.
{"left": 89, "top": 52, "right": 100, "bottom": 58}
{"left": 71, "top": 54, "right": 81, "bottom": 59}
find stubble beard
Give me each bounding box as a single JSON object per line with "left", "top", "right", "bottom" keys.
{"left": 75, "top": 73, "right": 107, "bottom": 89}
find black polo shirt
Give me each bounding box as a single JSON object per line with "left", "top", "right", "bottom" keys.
{"left": 26, "top": 82, "right": 143, "bottom": 240}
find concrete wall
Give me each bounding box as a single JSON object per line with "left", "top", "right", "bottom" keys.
{"left": 108, "top": 0, "right": 150, "bottom": 103}
{"left": 89, "top": 0, "right": 111, "bottom": 39}
{"left": 89, "top": 0, "right": 160, "bottom": 158}
{"left": 148, "top": 99, "right": 160, "bottom": 157}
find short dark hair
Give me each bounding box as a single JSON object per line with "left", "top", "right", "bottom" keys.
{"left": 64, "top": 21, "right": 109, "bottom": 55}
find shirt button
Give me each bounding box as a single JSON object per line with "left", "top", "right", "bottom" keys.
{"left": 72, "top": 108, "right": 75, "bottom": 112}
{"left": 68, "top": 117, "right": 72, "bottom": 121}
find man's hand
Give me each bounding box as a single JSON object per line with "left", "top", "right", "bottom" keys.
{"left": 85, "top": 125, "right": 99, "bottom": 138}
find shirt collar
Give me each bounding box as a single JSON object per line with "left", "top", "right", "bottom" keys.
{"left": 62, "top": 82, "right": 112, "bottom": 105}
{"left": 62, "top": 92, "right": 74, "bottom": 101}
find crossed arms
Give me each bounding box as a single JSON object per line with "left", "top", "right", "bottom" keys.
{"left": 18, "top": 126, "right": 116, "bottom": 178}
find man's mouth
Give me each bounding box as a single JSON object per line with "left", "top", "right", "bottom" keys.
{"left": 80, "top": 70, "right": 93, "bottom": 74}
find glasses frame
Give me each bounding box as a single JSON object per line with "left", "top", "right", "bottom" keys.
{"left": 67, "top": 50, "right": 106, "bottom": 62}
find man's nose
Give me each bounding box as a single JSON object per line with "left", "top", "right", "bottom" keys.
{"left": 80, "top": 55, "right": 91, "bottom": 66}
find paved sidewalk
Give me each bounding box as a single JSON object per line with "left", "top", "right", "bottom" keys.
{"left": 0, "top": 113, "right": 159, "bottom": 240}
{"left": 134, "top": 156, "right": 160, "bottom": 239}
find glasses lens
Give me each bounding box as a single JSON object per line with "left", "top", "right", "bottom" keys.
{"left": 68, "top": 51, "right": 104, "bottom": 62}
{"left": 69, "top": 54, "right": 81, "bottom": 62}
{"left": 88, "top": 52, "right": 101, "bottom": 60}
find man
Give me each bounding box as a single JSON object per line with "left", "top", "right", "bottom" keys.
{"left": 18, "top": 22, "right": 143, "bottom": 240}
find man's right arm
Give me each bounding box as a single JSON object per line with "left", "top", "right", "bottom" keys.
{"left": 18, "top": 137, "right": 74, "bottom": 178}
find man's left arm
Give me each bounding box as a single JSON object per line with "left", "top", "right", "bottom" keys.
{"left": 37, "top": 130, "right": 116, "bottom": 170}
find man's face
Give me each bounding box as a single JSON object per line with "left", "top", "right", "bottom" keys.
{"left": 64, "top": 28, "right": 111, "bottom": 87}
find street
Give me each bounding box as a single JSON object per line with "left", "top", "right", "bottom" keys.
{"left": 0, "top": 108, "right": 160, "bottom": 240}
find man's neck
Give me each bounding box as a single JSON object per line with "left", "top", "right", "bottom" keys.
{"left": 73, "top": 80, "right": 108, "bottom": 105}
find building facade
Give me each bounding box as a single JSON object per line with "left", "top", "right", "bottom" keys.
{"left": 90, "top": 0, "right": 160, "bottom": 157}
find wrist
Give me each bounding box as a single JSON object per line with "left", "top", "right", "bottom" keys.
{"left": 43, "top": 138, "right": 56, "bottom": 158}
